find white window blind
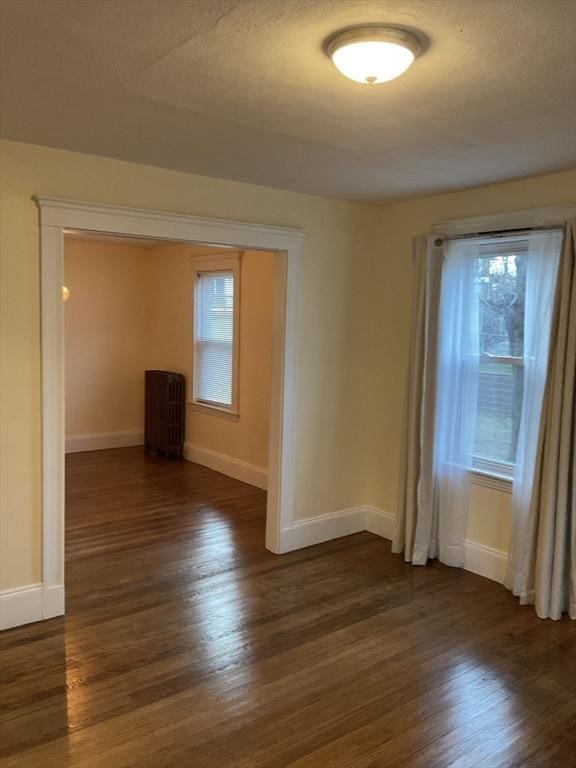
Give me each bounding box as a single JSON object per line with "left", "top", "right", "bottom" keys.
{"left": 194, "top": 270, "right": 235, "bottom": 407}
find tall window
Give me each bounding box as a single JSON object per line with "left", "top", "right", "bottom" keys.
{"left": 472, "top": 238, "right": 527, "bottom": 475}
{"left": 439, "top": 231, "right": 562, "bottom": 482}
{"left": 193, "top": 259, "right": 239, "bottom": 412}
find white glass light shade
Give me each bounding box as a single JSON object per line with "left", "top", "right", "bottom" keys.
{"left": 62, "top": 285, "right": 70, "bottom": 302}
{"left": 327, "top": 28, "right": 420, "bottom": 85}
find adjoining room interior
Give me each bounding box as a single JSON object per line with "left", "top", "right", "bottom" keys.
{"left": 64, "top": 232, "right": 275, "bottom": 483}
{"left": 0, "top": 1, "right": 575, "bottom": 767}
{"left": 63, "top": 230, "right": 276, "bottom": 581}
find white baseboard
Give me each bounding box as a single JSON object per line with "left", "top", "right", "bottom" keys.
{"left": 184, "top": 442, "right": 267, "bottom": 490}
{"left": 279, "top": 506, "right": 507, "bottom": 587}
{"left": 65, "top": 431, "right": 144, "bottom": 453}
{"left": 464, "top": 539, "right": 507, "bottom": 584}
{"left": 279, "top": 505, "right": 396, "bottom": 553}
{"left": 364, "top": 506, "right": 397, "bottom": 540}
{"left": 279, "top": 507, "right": 366, "bottom": 552}
{"left": 0, "top": 583, "right": 65, "bottom": 630}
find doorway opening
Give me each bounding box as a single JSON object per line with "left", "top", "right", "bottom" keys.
{"left": 37, "top": 197, "right": 304, "bottom": 621}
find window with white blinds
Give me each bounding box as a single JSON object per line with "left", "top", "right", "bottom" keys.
{"left": 193, "top": 267, "right": 238, "bottom": 410}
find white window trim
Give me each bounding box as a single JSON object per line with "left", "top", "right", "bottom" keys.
{"left": 470, "top": 468, "right": 513, "bottom": 493}
{"left": 190, "top": 253, "right": 241, "bottom": 415}
{"left": 474, "top": 352, "right": 523, "bottom": 475}
{"left": 434, "top": 203, "right": 575, "bottom": 487}
{"left": 433, "top": 204, "right": 575, "bottom": 237}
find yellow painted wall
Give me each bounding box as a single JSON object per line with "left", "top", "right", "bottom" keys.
{"left": 2, "top": 135, "right": 573, "bottom": 593}
{"left": 0, "top": 139, "right": 377, "bottom": 589}
{"left": 364, "top": 169, "right": 576, "bottom": 552}
{"left": 64, "top": 239, "right": 152, "bottom": 437}
{"left": 63, "top": 240, "right": 274, "bottom": 469}
{"left": 146, "top": 245, "right": 275, "bottom": 469}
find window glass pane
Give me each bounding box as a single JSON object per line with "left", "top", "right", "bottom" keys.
{"left": 466, "top": 242, "right": 528, "bottom": 468}
{"left": 195, "top": 271, "right": 235, "bottom": 406}
{"left": 474, "top": 250, "right": 526, "bottom": 357}
{"left": 474, "top": 360, "right": 523, "bottom": 465}
{"left": 196, "top": 341, "right": 233, "bottom": 405}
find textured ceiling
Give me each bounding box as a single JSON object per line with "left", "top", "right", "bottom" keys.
{"left": 1, "top": 0, "right": 575, "bottom": 202}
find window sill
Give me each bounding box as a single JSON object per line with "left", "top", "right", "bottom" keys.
{"left": 187, "top": 400, "right": 240, "bottom": 421}
{"left": 470, "top": 469, "right": 513, "bottom": 493}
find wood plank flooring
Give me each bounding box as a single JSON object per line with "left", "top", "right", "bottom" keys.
{"left": 1, "top": 447, "right": 574, "bottom": 767}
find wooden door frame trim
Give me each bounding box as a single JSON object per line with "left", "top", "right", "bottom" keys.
{"left": 35, "top": 196, "right": 305, "bottom": 619}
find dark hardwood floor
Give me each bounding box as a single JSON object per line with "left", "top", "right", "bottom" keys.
{"left": 1, "top": 447, "right": 574, "bottom": 767}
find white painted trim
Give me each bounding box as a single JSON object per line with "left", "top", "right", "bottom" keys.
{"left": 36, "top": 196, "right": 305, "bottom": 624}
{"left": 37, "top": 197, "right": 305, "bottom": 252}
{"left": 184, "top": 442, "right": 267, "bottom": 490}
{"left": 470, "top": 469, "right": 513, "bottom": 494}
{"left": 42, "top": 584, "right": 66, "bottom": 619}
{"left": 364, "top": 506, "right": 397, "bottom": 540}
{"left": 188, "top": 401, "right": 240, "bottom": 420}
{"left": 278, "top": 505, "right": 507, "bottom": 587}
{"left": 265, "top": 246, "right": 299, "bottom": 553}
{"left": 464, "top": 539, "right": 508, "bottom": 584}
{"left": 279, "top": 506, "right": 396, "bottom": 553}
{"left": 0, "top": 584, "right": 65, "bottom": 630}
{"left": 434, "top": 204, "right": 575, "bottom": 236}
{"left": 279, "top": 507, "right": 367, "bottom": 553}
{"left": 65, "top": 431, "right": 144, "bottom": 453}
{"left": 41, "top": 224, "right": 65, "bottom": 597}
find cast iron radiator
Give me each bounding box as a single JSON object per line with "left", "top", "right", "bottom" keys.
{"left": 144, "top": 370, "right": 185, "bottom": 459}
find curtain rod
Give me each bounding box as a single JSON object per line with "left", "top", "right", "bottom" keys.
{"left": 438, "top": 224, "right": 564, "bottom": 242}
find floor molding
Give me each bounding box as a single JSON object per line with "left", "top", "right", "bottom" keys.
{"left": 280, "top": 506, "right": 396, "bottom": 553}
{"left": 0, "top": 583, "right": 65, "bottom": 630}
{"left": 364, "top": 506, "right": 397, "bottom": 540}
{"left": 280, "top": 507, "right": 366, "bottom": 553}
{"left": 464, "top": 539, "right": 508, "bottom": 585}
{"left": 280, "top": 506, "right": 507, "bottom": 586}
{"left": 184, "top": 442, "right": 267, "bottom": 490}
{"left": 65, "top": 431, "right": 144, "bottom": 454}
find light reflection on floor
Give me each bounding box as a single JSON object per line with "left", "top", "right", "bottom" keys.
{"left": 190, "top": 514, "right": 251, "bottom": 677}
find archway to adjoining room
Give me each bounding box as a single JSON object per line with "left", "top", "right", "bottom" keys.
{"left": 36, "top": 197, "right": 304, "bottom": 621}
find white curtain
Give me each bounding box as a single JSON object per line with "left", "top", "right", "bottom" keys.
{"left": 433, "top": 238, "right": 481, "bottom": 566}
{"left": 393, "top": 236, "right": 481, "bottom": 567}
{"left": 506, "top": 226, "right": 571, "bottom": 619}
{"left": 395, "top": 226, "right": 572, "bottom": 619}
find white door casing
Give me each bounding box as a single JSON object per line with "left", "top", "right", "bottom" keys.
{"left": 36, "top": 196, "right": 305, "bottom": 618}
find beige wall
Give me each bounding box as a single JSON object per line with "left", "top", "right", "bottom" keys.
{"left": 63, "top": 240, "right": 274, "bottom": 469}
{"left": 146, "top": 245, "right": 275, "bottom": 469}
{"left": 64, "top": 239, "right": 152, "bottom": 437}
{"left": 0, "top": 139, "right": 377, "bottom": 590}
{"left": 364, "top": 169, "right": 576, "bottom": 552}
{"left": 1, "top": 135, "right": 573, "bottom": 593}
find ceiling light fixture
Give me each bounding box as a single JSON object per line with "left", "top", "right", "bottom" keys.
{"left": 326, "top": 26, "right": 420, "bottom": 85}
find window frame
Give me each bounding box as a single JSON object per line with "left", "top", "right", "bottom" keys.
{"left": 471, "top": 352, "right": 523, "bottom": 481}
{"left": 453, "top": 240, "right": 528, "bottom": 481}
{"left": 433, "top": 206, "right": 576, "bottom": 489}
{"left": 191, "top": 252, "right": 241, "bottom": 416}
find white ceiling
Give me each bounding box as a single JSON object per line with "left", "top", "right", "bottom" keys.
{"left": 1, "top": 0, "right": 575, "bottom": 202}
